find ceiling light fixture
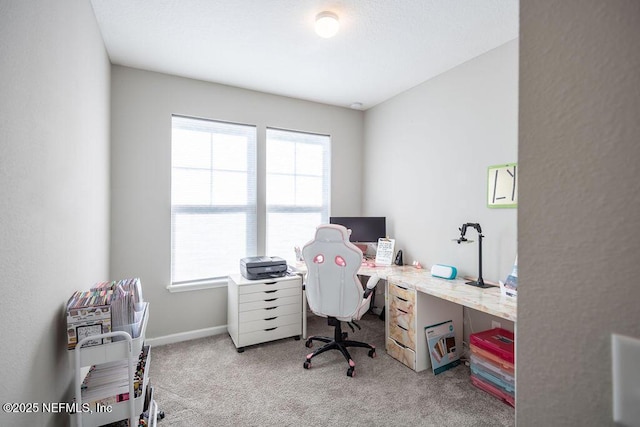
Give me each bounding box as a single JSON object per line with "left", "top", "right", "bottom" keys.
{"left": 315, "top": 11, "right": 339, "bottom": 38}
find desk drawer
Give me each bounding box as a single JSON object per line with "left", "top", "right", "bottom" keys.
{"left": 239, "top": 295, "right": 300, "bottom": 312}
{"left": 389, "top": 296, "right": 414, "bottom": 330}
{"left": 386, "top": 337, "right": 416, "bottom": 370}
{"left": 239, "top": 286, "right": 301, "bottom": 303}
{"left": 239, "top": 303, "right": 300, "bottom": 323}
{"left": 389, "top": 283, "right": 415, "bottom": 304}
{"left": 238, "top": 323, "right": 301, "bottom": 347}
{"left": 389, "top": 322, "right": 416, "bottom": 350}
{"left": 239, "top": 278, "right": 301, "bottom": 295}
{"left": 239, "top": 313, "right": 300, "bottom": 334}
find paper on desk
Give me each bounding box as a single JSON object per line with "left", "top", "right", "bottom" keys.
{"left": 375, "top": 238, "right": 395, "bottom": 266}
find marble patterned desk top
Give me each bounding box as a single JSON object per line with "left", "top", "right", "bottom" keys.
{"left": 359, "top": 264, "right": 517, "bottom": 322}
{"left": 297, "top": 262, "right": 517, "bottom": 322}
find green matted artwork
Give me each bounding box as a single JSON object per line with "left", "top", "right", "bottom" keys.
{"left": 487, "top": 163, "right": 517, "bottom": 208}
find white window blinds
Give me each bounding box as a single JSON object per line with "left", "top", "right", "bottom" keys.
{"left": 171, "top": 116, "right": 257, "bottom": 284}
{"left": 266, "top": 128, "right": 330, "bottom": 263}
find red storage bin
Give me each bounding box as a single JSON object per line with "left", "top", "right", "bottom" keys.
{"left": 469, "top": 328, "right": 515, "bottom": 364}
{"left": 471, "top": 374, "right": 515, "bottom": 407}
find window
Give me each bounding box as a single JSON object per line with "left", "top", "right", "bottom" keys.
{"left": 171, "top": 118, "right": 330, "bottom": 287}
{"left": 266, "top": 128, "right": 330, "bottom": 263}
{"left": 171, "top": 116, "right": 257, "bottom": 284}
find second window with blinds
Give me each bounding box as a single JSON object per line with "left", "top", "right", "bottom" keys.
{"left": 266, "top": 128, "right": 330, "bottom": 263}
{"left": 171, "top": 115, "right": 330, "bottom": 286}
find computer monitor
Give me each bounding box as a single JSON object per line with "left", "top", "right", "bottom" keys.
{"left": 329, "top": 216, "right": 386, "bottom": 243}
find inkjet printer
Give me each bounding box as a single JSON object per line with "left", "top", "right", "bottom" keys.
{"left": 240, "top": 256, "right": 288, "bottom": 280}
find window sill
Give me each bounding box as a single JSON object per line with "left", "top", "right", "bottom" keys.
{"left": 167, "top": 278, "right": 228, "bottom": 293}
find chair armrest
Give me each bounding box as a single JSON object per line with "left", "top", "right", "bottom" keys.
{"left": 363, "top": 275, "right": 381, "bottom": 299}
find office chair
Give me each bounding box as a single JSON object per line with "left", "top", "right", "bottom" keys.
{"left": 302, "top": 224, "right": 380, "bottom": 377}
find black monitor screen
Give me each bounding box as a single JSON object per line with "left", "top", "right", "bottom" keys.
{"left": 329, "top": 217, "right": 386, "bottom": 243}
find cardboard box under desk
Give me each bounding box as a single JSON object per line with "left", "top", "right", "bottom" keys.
{"left": 67, "top": 305, "right": 112, "bottom": 350}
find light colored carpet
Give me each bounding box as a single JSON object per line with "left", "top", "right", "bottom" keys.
{"left": 149, "top": 313, "right": 515, "bottom": 426}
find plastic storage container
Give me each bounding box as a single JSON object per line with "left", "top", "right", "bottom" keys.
{"left": 470, "top": 343, "right": 515, "bottom": 374}
{"left": 112, "top": 303, "right": 147, "bottom": 342}
{"left": 469, "top": 328, "right": 515, "bottom": 363}
{"left": 470, "top": 354, "right": 515, "bottom": 396}
{"left": 469, "top": 327, "right": 515, "bottom": 407}
{"left": 471, "top": 374, "right": 515, "bottom": 407}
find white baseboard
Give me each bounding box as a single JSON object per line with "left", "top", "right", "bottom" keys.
{"left": 146, "top": 325, "right": 228, "bottom": 347}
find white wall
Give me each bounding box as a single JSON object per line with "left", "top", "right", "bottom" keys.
{"left": 0, "top": 1, "right": 111, "bottom": 426}
{"left": 363, "top": 40, "right": 518, "bottom": 335}
{"left": 518, "top": 1, "right": 640, "bottom": 425}
{"left": 109, "top": 66, "right": 364, "bottom": 338}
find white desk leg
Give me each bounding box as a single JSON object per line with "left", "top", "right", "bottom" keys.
{"left": 297, "top": 272, "right": 307, "bottom": 339}
{"left": 302, "top": 288, "right": 307, "bottom": 339}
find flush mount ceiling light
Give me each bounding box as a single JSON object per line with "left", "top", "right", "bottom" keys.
{"left": 315, "top": 11, "right": 339, "bottom": 38}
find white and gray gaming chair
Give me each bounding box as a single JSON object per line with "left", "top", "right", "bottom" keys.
{"left": 302, "top": 224, "right": 380, "bottom": 377}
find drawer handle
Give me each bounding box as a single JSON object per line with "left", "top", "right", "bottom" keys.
{"left": 396, "top": 324, "right": 408, "bottom": 332}
{"left": 264, "top": 327, "right": 277, "bottom": 331}
{"left": 395, "top": 285, "right": 409, "bottom": 291}
{"left": 396, "top": 296, "right": 408, "bottom": 302}
{"left": 265, "top": 306, "right": 277, "bottom": 310}
{"left": 264, "top": 298, "right": 278, "bottom": 302}
{"left": 393, "top": 339, "right": 408, "bottom": 349}
{"left": 264, "top": 281, "right": 277, "bottom": 285}
{"left": 397, "top": 308, "right": 408, "bottom": 314}
{"left": 265, "top": 317, "right": 277, "bottom": 321}
{"left": 264, "top": 290, "right": 277, "bottom": 294}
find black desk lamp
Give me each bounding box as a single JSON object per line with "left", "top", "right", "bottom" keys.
{"left": 454, "top": 223, "right": 491, "bottom": 288}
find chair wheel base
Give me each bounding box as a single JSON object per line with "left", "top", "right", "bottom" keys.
{"left": 368, "top": 349, "right": 376, "bottom": 358}
{"left": 303, "top": 361, "right": 311, "bottom": 369}
{"left": 347, "top": 367, "right": 355, "bottom": 377}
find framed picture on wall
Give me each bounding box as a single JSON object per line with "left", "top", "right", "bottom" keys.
{"left": 487, "top": 163, "right": 517, "bottom": 208}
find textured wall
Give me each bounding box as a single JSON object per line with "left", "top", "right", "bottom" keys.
{"left": 518, "top": 1, "right": 640, "bottom": 424}
{"left": 364, "top": 41, "right": 518, "bottom": 336}
{"left": 0, "top": 1, "right": 110, "bottom": 426}
{"left": 109, "top": 66, "right": 364, "bottom": 338}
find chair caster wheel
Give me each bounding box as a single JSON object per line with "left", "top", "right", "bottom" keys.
{"left": 368, "top": 349, "right": 376, "bottom": 358}
{"left": 342, "top": 332, "right": 348, "bottom": 340}
{"left": 305, "top": 339, "right": 313, "bottom": 348}
{"left": 303, "top": 361, "right": 311, "bottom": 369}
{"left": 347, "top": 367, "right": 355, "bottom": 377}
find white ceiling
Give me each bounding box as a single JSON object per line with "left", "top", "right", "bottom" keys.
{"left": 90, "top": 0, "right": 518, "bottom": 110}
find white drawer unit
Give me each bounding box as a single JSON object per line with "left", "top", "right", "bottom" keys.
{"left": 385, "top": 280, "right": 463, "bottom": 372}
{"left": 227, "top": 274, "right": 302, "bottom": 352}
